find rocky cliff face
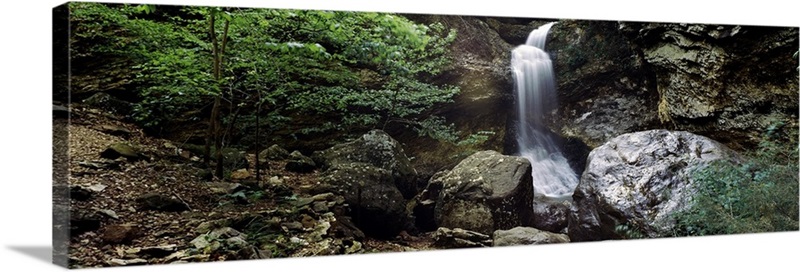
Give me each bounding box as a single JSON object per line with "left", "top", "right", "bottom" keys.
{"left": 546, "top": 21, "right": 797, "bottom": 151}
{"left": 397, "top": 17, "right": 797, "bottom": 181}
{"left": 619, "top": 23, "right": 799, "bottom": 149}
{"left": 547, "top": 20, "right": 661, "bottom": 148}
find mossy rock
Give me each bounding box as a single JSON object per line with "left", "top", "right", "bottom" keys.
{"left": 100, "top": 142, "right": 144, "bottom": 161}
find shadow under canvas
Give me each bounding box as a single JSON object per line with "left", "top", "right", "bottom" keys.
{"left": 7, "top": 246, "right": 53, "bottom": 264}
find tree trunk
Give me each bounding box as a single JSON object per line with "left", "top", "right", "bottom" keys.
{"left": 255, "top": 98, "right": 261, "bottom": 182}
{"left": 207, "top": 11, "right": 230, "bottom": 179}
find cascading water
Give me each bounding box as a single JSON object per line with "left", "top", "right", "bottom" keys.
{"left": 511, "top": 22, "right": 579, "bottom": 198}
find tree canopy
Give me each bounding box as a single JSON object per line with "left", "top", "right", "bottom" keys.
{"left": 70, "top": 3, "right": 461, "bottom": 147}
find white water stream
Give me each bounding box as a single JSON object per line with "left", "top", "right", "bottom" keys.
{"left": 511, "top": 22, "right": 579, "bottom": 197}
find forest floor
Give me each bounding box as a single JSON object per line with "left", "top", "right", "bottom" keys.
{"left": 59, "top": 106, "right": 438, "bottom": 268}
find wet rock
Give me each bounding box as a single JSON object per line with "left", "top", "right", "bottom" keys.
{"left": 432, "top": 227, "right": 492, "bottom": 248}
{"left": 101, "top": 224, "right": 141, "bottom": 244}
{"left": 492, "top": 227, "right": 569, "bottom": 246}
{"left": 77, "top": 159, "right": 122, "bottom": 170}
{"left": 433, "top": 150, "right": 533, "bottom": 235}
{"left": 259, "top": 144, "right": 290, "bottom": 161}
{"left": 313, "top": 129, "right": 419, "bottom": 199}
{"left": 95, "top": 208, "right": 119, "bottom": 219}
{"left": 530, "top": 196, "right": 572, "bottom": 234}
{"left": 135, "top": 193, "right": 190, "bottom": 212}
{"left": 318, "top": 162, "right": 411, "bottom": 239}
{"left": 329, "top": 215, "right": 365, "bottom": 241}
{"left": 569, "top": 130, "right": 740, "bottom": 241}
{"left": 285, "top": 151, "right": 317, "bottom": 173}
{"left": 101, "top": 142, "right": 145, "bottom": 161}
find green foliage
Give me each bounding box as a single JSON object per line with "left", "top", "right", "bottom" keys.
{"left": 614, "top": 223, "right": 646, "bottom": 239}
{"left": 671, "top": 124, "right": 799, "bottom": 236}
{"left": 70, "top": 3, "right": 461, "bottom": 142}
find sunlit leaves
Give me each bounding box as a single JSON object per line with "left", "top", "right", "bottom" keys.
{"left": 71, "top": 3, "right": 461, "bottom": 141}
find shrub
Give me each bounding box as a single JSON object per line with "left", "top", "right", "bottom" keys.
{"left": 671, "top": 123, "right": 799, "bottom": 236}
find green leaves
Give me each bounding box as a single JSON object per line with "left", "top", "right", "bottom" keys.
{"left": 72, "top": 3, "right": 461, "bottom": 142}
{"left": 672, "top": 125, "right": 799, "bottom": 236}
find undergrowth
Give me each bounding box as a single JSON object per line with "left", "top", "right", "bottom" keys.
{"left": 671, "top": 122, "right": 799, "bottom": 236}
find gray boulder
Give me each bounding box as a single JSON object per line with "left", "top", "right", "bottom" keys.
{"left": 259, "top": 144, "right": 290, "bottom": 161}
{"left": 493, "top": 227, "right": 569, "bottom": 246}
{"left": 221, "top": 148, "right": 248, "bottom": 171}
{"left": 318, "top": 162, "right": 411, "bottom": 239}
{"left": 101, "top": 142, "right": 145, "bottom": 161}
{"left": 313, "top": 130, "right": 418, "bottom": 199}
{"left": 285, "top": 151, "right": 316, "bottom": 173}
{"left": 135, "top": 193, "right": 190, "bottom": 212}
{"left": 568, "top": 130, "right": 739, "bottom": 241}
{"left": 433, "top": 150, "right": 533, "bottom": 235}
{"left": 531, "top": 196, "right": 573, "bottom": 234}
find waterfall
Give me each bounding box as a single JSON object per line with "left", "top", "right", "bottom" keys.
{"left": 511, "top": 22, "right": 579, "bottom": 197}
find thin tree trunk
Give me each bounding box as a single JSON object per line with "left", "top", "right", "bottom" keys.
{"left": 208, "top": 12, "right": 230, "bottom": 179}
{"left": 255, "top": 96, "right": 261, "bottom": 182}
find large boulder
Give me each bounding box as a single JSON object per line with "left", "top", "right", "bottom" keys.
{"left": 568, "top": 130, "right": 740, "bottom": 241}
{"left": 530, "top": 196, "right": 572, "bottom": 234}
{"left": 433, "top": 150, "right": 534, "bottom": 235}
{"left": 318, "top": 162, "right": 411, "bottom": 239}
{"left": 492, "top": 227, "right": 569, "bottom": 246}
{"left": 313, "top": 129, "right": 418, "bottom": 199}
{"left": 285, "top": 151, "right": 316, "bottom": 173}
{"left": 259, "top": 144, "right": 290, "bottom": 161}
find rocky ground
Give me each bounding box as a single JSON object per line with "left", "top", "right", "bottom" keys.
{"left": 58, "top": 107, "right": 439, "bottom": 268}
